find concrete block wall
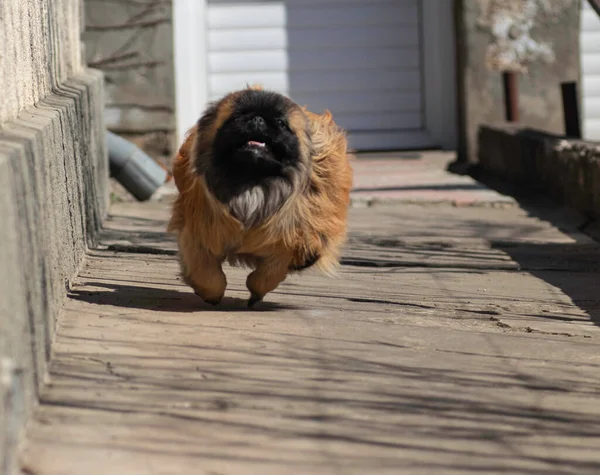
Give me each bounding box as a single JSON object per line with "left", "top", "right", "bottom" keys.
{"left": 0, "top": 1, "right": 108, "bottom": 473}
{"left": 478, "top": 124, "right": 600, "bottom": 219}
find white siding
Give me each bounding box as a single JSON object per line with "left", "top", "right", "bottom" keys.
{"left": 581, "top": 1, "right": 600, "bottom": 140}
{"left": 206, "top": 0, "right": 428, "bottom": 151}
{"left": 207, "top": 3, "right": 289, "bottom": 97}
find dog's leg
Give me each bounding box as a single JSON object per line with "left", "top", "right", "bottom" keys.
{"left": 246, "top": 255, "right": 291, "bottom": 308}
{"left": 178, "top": 232, "right": 227, "bottom": 305}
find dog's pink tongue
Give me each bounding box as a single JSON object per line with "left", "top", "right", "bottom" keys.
{"left": 248, "top": 140, "right": 265, "bottom": 147}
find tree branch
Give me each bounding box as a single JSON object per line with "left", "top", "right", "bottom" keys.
{"left": 101, "top": 60, "right": 165, "bottom": 71}
{"left": 87, "top": 18, "right": 170, "bottom": 32}
{"left": 89, "top": 52, "right": 139, "bottom": 67}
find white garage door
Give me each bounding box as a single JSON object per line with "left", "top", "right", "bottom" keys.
{"left": 581, "top": 0, "right": 600, "bottom": 140}
{"left": 206, "top": 0, "right": 431, "bottom": 151}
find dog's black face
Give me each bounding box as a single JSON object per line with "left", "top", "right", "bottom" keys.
{"left": 212, "top": 90, "right": 303, "bottom": 180}
{"left": 199, "top": 89, "right": 312, "bottom": 228}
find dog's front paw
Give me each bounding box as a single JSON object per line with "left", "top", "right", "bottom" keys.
{"left": 195, "top": 291, "right": 223, "bottom": 306}
{"left": 247, "top": 292, "right": 263, "bottom": 308}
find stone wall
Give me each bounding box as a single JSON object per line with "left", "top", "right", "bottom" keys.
{"left": 455, "top": 0, "right": 581, "bottom": 164}
{"left": 478, "top": 123, "right": 600, "bottom": 219}
{"left": 0, "top": 1, "right": 107, "bottom": 473}
{"left": 83, "top": 0, "right": 176, "bottom": 167}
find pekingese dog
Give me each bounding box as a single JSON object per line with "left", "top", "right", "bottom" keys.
{"left": 168, "top": 85, "right": 353, "bottom": 307}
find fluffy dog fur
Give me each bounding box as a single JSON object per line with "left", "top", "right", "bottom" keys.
{"left": 168, "top": 86, "right": 353, "bottom": 307}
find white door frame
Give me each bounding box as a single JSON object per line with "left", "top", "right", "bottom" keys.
{"left": 173, "top": 0, "right": 209, "bottom": 146}
{"left": 421, "top": 0, "right": 458, "bottom": 150}
{"left": 173, "top": 0, "right": 458, "bottom": 150}
{"left": 580, "top": 0, "right": 600, "bottom": 141}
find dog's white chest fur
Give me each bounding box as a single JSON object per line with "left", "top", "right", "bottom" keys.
{"left": 227, "top": 177, "right": 293, "bottom": 228}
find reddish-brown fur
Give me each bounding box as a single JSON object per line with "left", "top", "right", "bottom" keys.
{"left": 168, "top": 88, "right": 353, "bottom": 305}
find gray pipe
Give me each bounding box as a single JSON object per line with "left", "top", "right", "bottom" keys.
{"left": 107, "top": 131, "right": 168, "bottom": 201}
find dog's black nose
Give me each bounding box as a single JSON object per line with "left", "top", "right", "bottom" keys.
{"left": 251, "top": 116, "right": 266, "bottom": 129}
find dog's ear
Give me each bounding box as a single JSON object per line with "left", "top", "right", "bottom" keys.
{"left": 286, "top": 108, "right": 313, "bottom": 164}
{"left": 246, "top": 83, "right": 264, "bottom": 91}
{"left": 303, "top": 108, "right": 348, "bottom": 162}
{"left": 170, "top": 125, "right": 198, "bottom": 194}
{"left": 192, "top": 93, "right": 241, "bottom": 173}
{"left": 191, "top": 102, "right": 217, "bottom": 172}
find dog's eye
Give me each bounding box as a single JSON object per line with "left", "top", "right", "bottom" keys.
{"left": 276, "top": 118, "right": 288, "bottom": 129}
